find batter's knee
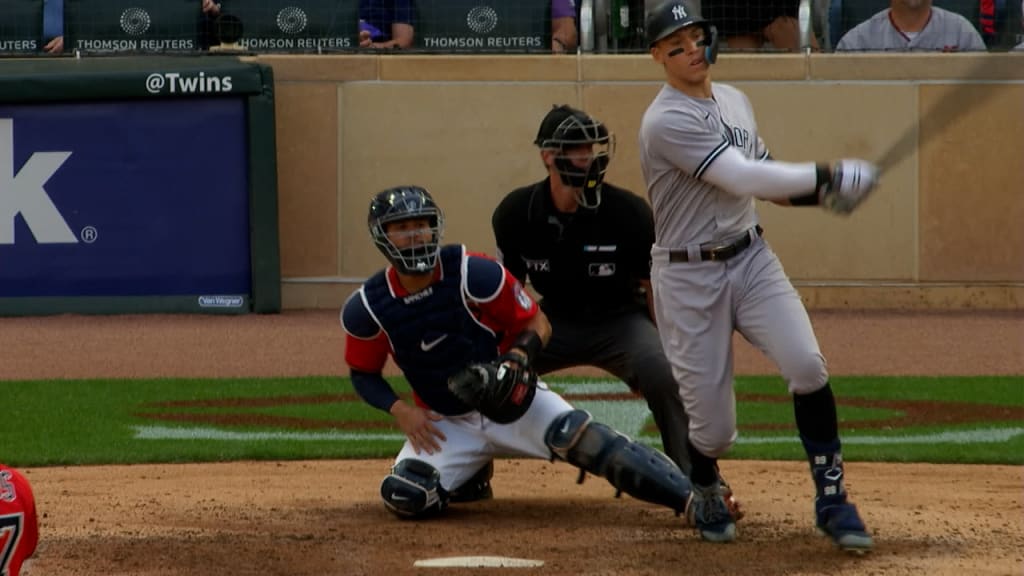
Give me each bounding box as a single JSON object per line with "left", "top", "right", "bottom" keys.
{"left": 783, "top": 351, "right": 829, "bottom": 395}
{"left": 380, "top": 458, "right": 449, "bottom": 518}
{"left": 688, "top": 424, "right": 736, "bottom": 458}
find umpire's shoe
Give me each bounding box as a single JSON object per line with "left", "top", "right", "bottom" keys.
{"left": 449, "top": 461, "right": 494, "bottom": 503}
{"left": 686, "top": 481, "right": 737, "bottom": 543}
{"left": 816, "top": 495, "right": 873, "bottom": 553}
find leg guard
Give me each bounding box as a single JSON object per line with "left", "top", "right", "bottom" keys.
{"left": 545, "top": 409, "right": 691, "bottom": 514}
{"left": 380, "top": 458, "right": 449, "bottom": 518}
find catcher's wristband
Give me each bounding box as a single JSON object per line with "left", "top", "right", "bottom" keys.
{"left": 789, "top": 163, "right": 830, "bottom": 206}
{"left": 508, "top": 329, "right": 543, "bottom": 365}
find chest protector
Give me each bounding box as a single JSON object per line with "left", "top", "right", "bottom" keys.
{"left": 363, "top": 245, "right": 502, "bottom": 415}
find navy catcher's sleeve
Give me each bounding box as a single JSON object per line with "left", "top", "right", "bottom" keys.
{"left": 351, "top": 369, "right": 400, "bottom": 413}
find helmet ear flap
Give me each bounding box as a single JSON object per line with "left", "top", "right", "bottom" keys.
{"left": 703, "top": 24, "right": 719, "bottom": 64}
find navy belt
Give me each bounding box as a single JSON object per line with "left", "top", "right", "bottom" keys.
{"left": 668, "top": 226, "right": 763, "bottom": 263}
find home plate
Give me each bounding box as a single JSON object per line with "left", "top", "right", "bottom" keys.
{"left": 413, "top": 556, "right": 545, "bottom": 568}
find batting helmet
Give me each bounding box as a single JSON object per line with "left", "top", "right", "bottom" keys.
{"left": 368, "top": 186, "right": 445, "bottom": 276}
{"left": 644, "top": 0, "right": 719, "bottom": 63}
{"left": 534, "top": 105, "right": 615, "bottom": 209}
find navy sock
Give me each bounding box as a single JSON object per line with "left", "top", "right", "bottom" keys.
{"left": 793, "top": 382, "right": 839, "bottom": 443}
{"left": 686, "top": 440, "right": 719, "bottom": 487}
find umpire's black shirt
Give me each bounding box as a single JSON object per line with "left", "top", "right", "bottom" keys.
{"left": 492, "top": 179, "right": 655, "bottom": 319}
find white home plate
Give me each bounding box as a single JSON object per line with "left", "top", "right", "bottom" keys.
{"left": 413, "top": 556, "right": 545, "bottom": 568}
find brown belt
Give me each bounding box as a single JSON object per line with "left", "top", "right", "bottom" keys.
{"left": 668, "top": 225, "right": 763, "bottom": 263}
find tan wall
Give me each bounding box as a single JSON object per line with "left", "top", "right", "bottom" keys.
{"left": 257, "top": 53, "right": 1024, "bottom": 310}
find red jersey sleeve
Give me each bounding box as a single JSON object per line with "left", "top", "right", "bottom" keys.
{"left": 340, "top": 289, "right": 392, "bottom": 372}
{"left": 464, "top": 253, "right": 538, "bottom": 350}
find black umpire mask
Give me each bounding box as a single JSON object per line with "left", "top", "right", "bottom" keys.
{"left": 552, "top": 150, "right": 611, "bottom": 209}
{"left": 535, "top": 105, "right": 616, "bottom": 210}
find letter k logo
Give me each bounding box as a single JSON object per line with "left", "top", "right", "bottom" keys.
{"left": 0, "top": 119, "right": 77, "bottom": 244}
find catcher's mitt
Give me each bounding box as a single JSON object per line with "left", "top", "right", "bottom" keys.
{"left": 448, "top": 359, "right": 537, "bottom": 424}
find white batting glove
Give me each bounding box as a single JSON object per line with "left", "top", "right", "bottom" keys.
{"left": 820, "top": 159, "right": 879, "bottom": 215}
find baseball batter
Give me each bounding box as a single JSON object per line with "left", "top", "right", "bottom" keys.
{"left": 638, "top": 0, "right": 878, "bottom": 551}
{"left": 341, "top": 185, "right": 697, "bottom": 522}
{"left": 0, "top": 464, "right": 39, "bottom": 576}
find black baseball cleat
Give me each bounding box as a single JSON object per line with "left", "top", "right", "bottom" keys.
{"left": 449, "top": 461, "right": 494, "bottom": 503}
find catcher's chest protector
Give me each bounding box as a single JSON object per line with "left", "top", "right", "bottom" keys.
{"left": 363, "top": 246, "right": 500, "bottom": 408}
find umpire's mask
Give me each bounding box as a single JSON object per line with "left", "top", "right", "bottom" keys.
{"left": 535, "top": 105, "right": 615, "bottom": 209}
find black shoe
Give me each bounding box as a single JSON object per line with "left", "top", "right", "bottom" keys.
{"left": 449, "top": 461, "right": 494, "bottom": 503}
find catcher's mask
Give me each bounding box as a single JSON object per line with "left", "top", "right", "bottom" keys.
{"left": 368, "top": 185, "right": 445, "bottom": 276}
{"left": 645, "top": 0, "right": 719, "bottom": 64}
{"left": 535, "top": 105, "right": 615, "bottom": 209}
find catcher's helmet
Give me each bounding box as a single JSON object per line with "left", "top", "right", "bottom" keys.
{"left": 644, "top": 0, "right": 719, "bottom": 64}
{"left": 534, "top": 105, "right": 615, "bottom": 209}
{"left": 368, "top": 185, "right": 445, "bottom": 276}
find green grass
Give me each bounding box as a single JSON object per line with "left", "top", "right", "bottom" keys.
{"left": 2, "top": 375, "right": 1021, "bottom": 467}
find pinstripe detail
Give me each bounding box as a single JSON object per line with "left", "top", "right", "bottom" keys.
{"left": 695, "top": 140, "right": 729, "bottom": 180}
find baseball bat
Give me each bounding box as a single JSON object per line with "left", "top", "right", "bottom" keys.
{"left": 875, "top": 56, "right": 1011, "bottom": 176}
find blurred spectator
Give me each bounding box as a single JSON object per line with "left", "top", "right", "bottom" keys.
{"left": 552, "top": 0, "right": 578, "bottom": 52}
{"left": 703, "top": 1, "right": 818, "bottom": 52}
{"left": 42, "top": 0, "right": 64, "bottom": 53}
{"left": 200, "top": 0, "right": 222, "bottom": 49}
{"left": 1016, "top": 0, "right": 1024, "bottom": 50}
{"left": 836, "top": 0, "right": 985, "bottom": 52}
{"left": 359, "top": 0, "right": 414, "bottom": 49}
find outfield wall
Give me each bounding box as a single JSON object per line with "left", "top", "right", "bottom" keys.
{"left": 256, "top": 53, "right": 1024, "bottom": 310}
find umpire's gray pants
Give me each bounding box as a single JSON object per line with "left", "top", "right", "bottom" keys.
{"left": 533, "top": 306, "right": 692, "bottom": 474}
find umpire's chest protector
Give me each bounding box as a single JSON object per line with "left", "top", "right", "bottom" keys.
{"left": 363, "top": 245, "right": 501, "bottom": 413}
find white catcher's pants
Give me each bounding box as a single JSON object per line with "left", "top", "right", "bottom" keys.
{"left": 393, "top": 382, "right": 574, "bottom": 491}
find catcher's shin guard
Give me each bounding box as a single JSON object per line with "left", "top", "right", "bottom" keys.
{"left": 545, "top": 409, "right": 692, "bottom": 514}
{"left": 380, "top": 458, "right": 449, "bottom": 518}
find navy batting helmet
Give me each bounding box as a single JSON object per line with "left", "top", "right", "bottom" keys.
{"left": 368, "top": 186, "right": 444, "bottom": 276}
{"left": 644, "top": 0, "right": 719, "bottom": 63}
{"left": 535, "top": 105, "right": 615, "bottom": 209}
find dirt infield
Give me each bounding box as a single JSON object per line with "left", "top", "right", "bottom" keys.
{"left": 8, "top": 309, "right": 1024, "bottom": 576}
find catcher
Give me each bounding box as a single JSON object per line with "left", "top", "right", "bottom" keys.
{"left": 341, "top": 185, "right": 696, "bottom": 522}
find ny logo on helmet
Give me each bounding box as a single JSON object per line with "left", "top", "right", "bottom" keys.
{"left": 672, "top": 4, "right": 688, "bottom": 20}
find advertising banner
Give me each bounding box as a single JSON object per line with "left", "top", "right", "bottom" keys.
{"left": 0, "top": 98, "right": 251, "bottom": 305}
{"left": 414, "top": 0, "right": 550, "bottom": 51}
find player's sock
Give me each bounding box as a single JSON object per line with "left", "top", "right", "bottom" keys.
{"left": 792, "top": 382, "right": 838, "bottom": 442}
{"left": 686, "top": 439, "right": 718, "bottom": 486}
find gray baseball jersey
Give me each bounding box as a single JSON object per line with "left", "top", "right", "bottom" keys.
{"left": 639, "top": 82, "right": 768, "bottom": 248}
{"left": 639, "top": 82, "right": 828, "bottom": 458}
{"left": 836, "top": 7, "right": 987, "bottom": 52}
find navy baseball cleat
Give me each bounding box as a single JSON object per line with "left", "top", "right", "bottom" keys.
{"left": 686, "top": 481, "right": 737, "bottom": 543}
{"left": 815, "top": 495, "right": 874, "bottom": 553}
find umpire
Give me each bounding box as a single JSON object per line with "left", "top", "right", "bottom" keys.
{"left": 492, "top": 104, "right": 691, "bottom": 474}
